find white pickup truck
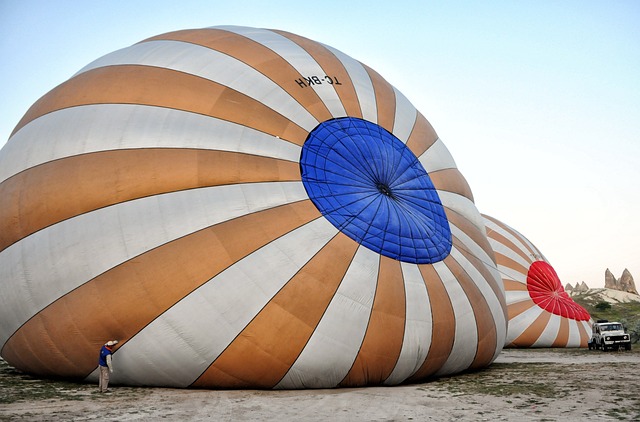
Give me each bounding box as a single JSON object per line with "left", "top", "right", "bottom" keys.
{"left": 588, "top": 320, "right": 632, "bottom": 351}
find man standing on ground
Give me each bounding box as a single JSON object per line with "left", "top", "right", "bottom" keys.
{"left": 98, "top": 340, "right": 118, "bottom": 393}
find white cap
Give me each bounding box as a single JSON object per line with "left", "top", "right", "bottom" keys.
{"left": 106, "top": 340, "right": 119, "bottom": 346}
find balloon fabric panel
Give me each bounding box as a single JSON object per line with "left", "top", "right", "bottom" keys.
{"left": 300, "top": 117, "right": 452, "bottom": 264}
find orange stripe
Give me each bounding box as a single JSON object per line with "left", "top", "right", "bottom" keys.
{"left": 577, "top": 323, "right": 589, "bottom": 347}
{"left": 504, "top": 279, "right": 528, "bottom": 292}
{"left": 551, "top": 317, "right": 570, "bottom": 347}
{"left": 1, "top": 201, "right": 321, "bottom": 378}
{"left": 363, "top": 64, "right": 395, "bottom": 133}
{"left": 405, "top": 112, "right": 438, "bottom": 157}
{"left": 273, "top": 30, "right": 363, "bottom": 119}
{"left": 509, "top": 311, "right": 552, "bottom": 347}
{"left": 443, "top": 254, "right": 496, "bottom": 369}
{"left": 430, "top": 169, "right": 474, "bottom": 202}
{"left": 0, "top": 149, "right": 301, "bottom": 252}
{"left": 0, "top": 314, "right": 80, "bottom": 377}
{"left": 507, "top": 300, "right": 535, "bottom": 320}
{"left": 143, "top": 28, "right": 333, "bottom": 123}
{"left": 445, "top": 209, "right": 496, "bottom": 266}
{"left": 12, "top": 65, "right": 309, "bottom": 144}
{"left": 407, "top": 264, "right": 455, "bottom": 381}
{"left": 495, "top": 254, "right": 530, "bottom": 279}
{"left": 339, "top": 256, "right": 405, "bottom": 387}
{"left": 488, "top": 230, "right": 532, "bottom": 266}
{"left": 191, "top": 232, "right": 358, "bottom": 388}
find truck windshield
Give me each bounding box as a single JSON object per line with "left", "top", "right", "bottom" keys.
{"left": 603, "top": 324, "right": 622, "bottom": 331}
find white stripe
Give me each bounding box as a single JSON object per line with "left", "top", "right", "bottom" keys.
{"left": 391, "top": 87, "right": 416, "bottom": 143}
{"left": 0, "top": 105, "right": 302, "bottom": 184}
{"left": 275, "top": 246, "right": 379, "bottom": 389}
{"left": 417, "top": 138, "right": 457, "bottom": 173}
{"left": 384, "top": 262, "right": 432, "bottom": 385}
{"left": 438, "top": 190, "right": 485, "bottom": 235}
{"left": 217, "top": 26, "right": 347, "bottom": 118}
{"left": 484, "top": 217, "right": 541, "bottom": 263}
{"left": 565, "top": 319, "right": 582, "bottom": 347}
{"left": 505, "top": 305, "right": 542, "bottom": 345}
{"left": 489, "top": 239, "right": 532, "bottom": 271}
{"left": 324, "top": 45, "right": 377, "bottom": 122}
{"left": 88, "top": 217, "right": 339, "bottom": 387}
{"left": 517, "top": 230, "right": 547, "bottom": 262}
{"left": 0, "top": 182, "right": 308, "bottom": 347}
{"left": 498, "top": 265, "right": 527, "bottom": 284}
{"left": 433, "top": 262, "right": 478, "bottom": 376}
{"left": 450, "top": 224, "right": 497, "bottom": 275}
{"left": 74, "top": 40, "right": 319, "bottom": 132}
{"left": 449, "top": 222, "right": 507, "bottom": 309}
{"left": 505, "top": 290, "right": 531, "bottom": 304}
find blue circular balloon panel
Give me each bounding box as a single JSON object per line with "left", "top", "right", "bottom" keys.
{"left": 300, "top": 117, "right": 452, "bottom": 264}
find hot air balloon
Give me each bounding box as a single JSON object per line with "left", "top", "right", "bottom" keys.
{"left": 0, "top": 26, "right": 507, "bottom": 389}
{"left": 482, "top": 214, "right": 591, "bottom": 348}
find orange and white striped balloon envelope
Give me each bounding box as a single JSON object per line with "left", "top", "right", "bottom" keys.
{"left": 0, "top": 26, "right": 507, "bottom": 388}
{"left": 482, "top": 214, "right": 591, "bottom": 348}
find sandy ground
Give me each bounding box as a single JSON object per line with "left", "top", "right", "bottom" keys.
{"left": 1, "top": 348, "right": 639, "bottom": 421}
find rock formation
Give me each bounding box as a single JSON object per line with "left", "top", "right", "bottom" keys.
{"left": 619, "top": 269, "right": 638, "bottom": 295}
{"left": 605, "top": 268, "right": 617, "bottom": 289}
{"left": 604, "top": 268, "right": 638, "bottom": 294}
{"left": 565, "top": 281, "right": 589, "bottom": 294}
{"left": 578, "top": 281, "right": 590, "bottom": 292}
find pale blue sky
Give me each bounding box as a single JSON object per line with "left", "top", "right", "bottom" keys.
{"left": 1, "top": 1, "right": 638, "bottom": 288}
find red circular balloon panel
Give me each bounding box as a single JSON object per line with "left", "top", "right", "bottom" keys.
{"left": 527, "top": 261, "right": 590, "bottom": 321}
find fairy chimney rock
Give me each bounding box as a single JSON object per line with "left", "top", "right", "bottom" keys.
{"left": 619, "top": 269, "right": 638, "bottom": 295}
{"left": 605, "top": 268, "right": 617, "bottom": 290}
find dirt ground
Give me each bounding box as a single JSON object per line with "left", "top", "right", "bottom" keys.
{"left": 1, "top": 348, "right": 639, "bottom": 421}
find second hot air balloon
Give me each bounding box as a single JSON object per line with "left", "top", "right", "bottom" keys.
{"left": 483, "top": 214, "right": 590, "bottom": 348}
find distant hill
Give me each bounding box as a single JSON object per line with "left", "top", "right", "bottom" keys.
{"left": 569, "top": 287, "right": 640, "bottom": 305}
{"left": 565, "top": 268, "right": 639, "bottom": 304}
